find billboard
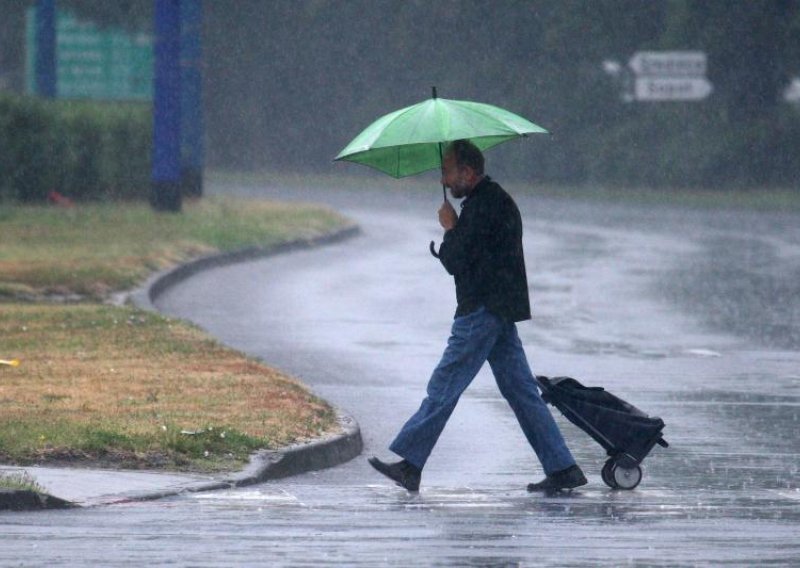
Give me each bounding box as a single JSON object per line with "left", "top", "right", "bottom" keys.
{"left": 26, "top": 8, "right": 152, "bottom": 100}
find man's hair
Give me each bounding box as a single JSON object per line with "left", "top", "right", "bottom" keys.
{"left": 444, "top": 139, "right": 484, "bottom": 175}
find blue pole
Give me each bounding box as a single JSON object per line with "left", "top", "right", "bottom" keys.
{"left": 34, "top": 0, "right": 57, "bottom": 98}
{"left": 180, "top": 0, "right": 204, "bottom": 197}
{"left": 151, "top": 0, "right": 182, "bottom": 212}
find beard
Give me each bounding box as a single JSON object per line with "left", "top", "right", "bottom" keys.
{"left": 449, "top": 179, "right": 472, "bottom": 199}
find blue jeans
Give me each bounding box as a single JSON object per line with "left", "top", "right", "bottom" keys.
{"left": 389, "top": 306, "right": 576, "bottom": 475}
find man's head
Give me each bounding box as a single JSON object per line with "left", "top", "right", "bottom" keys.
{"left": 441, "top": 139, "right": 485, "bottom": 199}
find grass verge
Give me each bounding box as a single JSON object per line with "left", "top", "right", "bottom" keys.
{"left": 0, "top": 197, "right": 350, "bottom": 300}
{"left": 0, "top": 197, "right": 351, "bottom": 471}
{"left": 0, "top": 304, "right": 335, "bottom": 472}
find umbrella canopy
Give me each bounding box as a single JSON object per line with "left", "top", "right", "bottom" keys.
{"left": 334, "top": 92, "right": 549, "bottom": 178}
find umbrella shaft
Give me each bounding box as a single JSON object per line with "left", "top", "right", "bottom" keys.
{"left": 438, "top": 141, "right": 446, "bottom": 201}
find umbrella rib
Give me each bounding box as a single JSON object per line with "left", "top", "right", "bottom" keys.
{"left": 405, "top": 99, "right": 440, "bottom": 144}
{"left": 452, "top": 105, "right": 486, "bottom": 140}
{"left": 374, "top": 101, "right": 428, "bottom": 149}
{"left": 469, "top": 102, "right": 545, "bottom": 134}
{"left": 465, "top": 104, "right": 517, "bottom": 135}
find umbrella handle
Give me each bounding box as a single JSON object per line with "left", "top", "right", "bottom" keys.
{"left": 429, "top": 240, "right": 441, "bottom": 258}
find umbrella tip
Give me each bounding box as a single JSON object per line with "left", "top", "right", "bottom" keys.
{"left": 432, "top": 86, "right": 437, "bottom": 99}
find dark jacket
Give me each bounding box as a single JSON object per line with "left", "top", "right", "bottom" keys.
{"left": 438, "top": 176, "right": 532, "bottom": 322}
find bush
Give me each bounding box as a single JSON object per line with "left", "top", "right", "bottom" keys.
{"left": 581, "top": 103, "right": 800, "bottom": 190}
{"left": 0, "top": 94, "right": 151, "bottom": 202}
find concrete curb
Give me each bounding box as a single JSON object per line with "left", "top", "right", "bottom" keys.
{"left": 124, "top": 224, "right": 361, "bottom": 312}
{"left": 0, "top": 489, "right": 75, "bottom": 512}
{"left": 96, "top": 409, "right": 362, "bottom": 507}
{"left": 230, "top": 408, "right": 362, "bottom": 487}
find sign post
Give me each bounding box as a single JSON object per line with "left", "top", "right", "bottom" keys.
{"left": 34, "top": 0, "right": 56, "bottom": 98}
{"left": 180, "top": 0, "right": 204, "bottom": 198}
{"left": 151, "top": 0, "right": 182, "bottom": 213}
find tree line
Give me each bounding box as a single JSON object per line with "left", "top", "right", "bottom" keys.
{"left": 2, "top": 0, "right": 798, "bottom": 189}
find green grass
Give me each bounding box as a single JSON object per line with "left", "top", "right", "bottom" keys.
{"left": 0, "top": 196, "right": 350, "bottom": 471}
{"left": 0, "top": 471, "right": 45, "bottom": 493}
{"left": 0, "top": 303, "right": 337, "bottom": 472}
{"left": 0, "top": 197, "right": 351, "bottom": 299}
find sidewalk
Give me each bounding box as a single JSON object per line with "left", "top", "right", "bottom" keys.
{"left": 0, "top": 465, "right": 221, "bottom": 508}
{"left": 0, "top": 408, "right": 361, "bottom": 509}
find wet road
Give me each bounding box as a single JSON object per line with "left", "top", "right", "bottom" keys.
{"left": 2, "top": 180, "right": 799, "bottom": 566}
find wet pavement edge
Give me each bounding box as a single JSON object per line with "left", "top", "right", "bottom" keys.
{"left": 123, "top": 223, "right": 361, "bottom": 311}
{"left": 0, "top": 489, "right": 75, "bottom": 512}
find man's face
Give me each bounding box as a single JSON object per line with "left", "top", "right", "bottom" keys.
{"left": 440, "top": 153, "right": 474, "bottom": 199}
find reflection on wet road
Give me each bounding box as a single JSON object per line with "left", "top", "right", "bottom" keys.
{"left": 1, "top": 183, "right": 798, "bottom": 566}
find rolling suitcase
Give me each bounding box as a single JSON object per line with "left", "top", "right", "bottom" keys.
{"left": 536, "top": 375, "right": 669, "bottom": 489}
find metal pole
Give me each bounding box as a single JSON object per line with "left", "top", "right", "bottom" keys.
{"left": 34, "top": 0, "right": 57, "bottom": 98}
{"left": 438, "top": 141, "right": 446, "bottom": 202}
{"left": 151, "top": 0, "right": 182, "bottom": 212}
{"left": 432, "top": 86, "right": 446, "bottom": 202}
{"left": 430, "top": 86, "right": 446, "bottom": 258}
{"left": 180, "top": 0, "right": 203, "bottom": 198}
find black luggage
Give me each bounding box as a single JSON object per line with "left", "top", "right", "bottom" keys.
{"left": 536, "top": 375, "right": 668, "bottom": 490}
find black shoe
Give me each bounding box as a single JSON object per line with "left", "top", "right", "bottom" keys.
{"left": 527, "top": 464, "right": 587, "bottom": 492}
{"left": 368, "top": 457, "right": 421, "bottom": 492}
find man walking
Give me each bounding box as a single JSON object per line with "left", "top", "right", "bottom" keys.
{"left": 368, "top": 139, "right": 586, "bottom": 493}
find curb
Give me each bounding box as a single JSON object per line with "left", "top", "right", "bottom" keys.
{"left": 97, "top": 409, "right": 362, "bottom": 506}
{"left": 124, "top": 224, "right": 361, "bottom": 312}
{"left": 230, "top": 408, "right": 362, "bottom": 486}
{"left": 99, "top": 223, "right": 365, "bottom": 505}
{"left": 0, "top": 489, "right": 75, "bottom": 512}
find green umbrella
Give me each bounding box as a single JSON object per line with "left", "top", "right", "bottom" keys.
{"left": 335, "top": 88, "right": 549, "bottom": 257}
{"left": 334, "top": 87, "right": 549, "bottom": 194}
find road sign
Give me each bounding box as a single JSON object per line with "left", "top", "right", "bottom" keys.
{"left": 629, "top": 51, "right": 706, "bottom": 77}
{"left": 25, "top": 7, "right": 152, "bottom": 101}
{"left": 626, "top": 50, "right": 711, "bottom": 102}
{"left": 635, "top": 77, "right": 713, "bottom": 101}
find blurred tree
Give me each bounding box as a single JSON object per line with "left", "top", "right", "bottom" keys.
{"left": 1, "top": 0, "right": 796, "bottom": 188}
{"left": 0, "top": 1, "right": 33, "bottom": 91}
{"left": 661, "top": 0, "right": 800, "bottom": 118}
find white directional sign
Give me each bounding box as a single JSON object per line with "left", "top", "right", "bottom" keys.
{"left": 627, "top": 50, "right": 711, "bottom": 102}
{"left": 629, "top": 51, "right": 707, "bottom": 77}
{"left": 635, "top": 77, "right": 713, "bottom": 101}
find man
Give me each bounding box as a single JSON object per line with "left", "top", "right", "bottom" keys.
{"left": 368, "top": 139, "right": 586, "bottom": 493}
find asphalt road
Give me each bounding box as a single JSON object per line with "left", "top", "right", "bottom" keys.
{"left": 1, "top": 180, "right": 798, "bottom": 566}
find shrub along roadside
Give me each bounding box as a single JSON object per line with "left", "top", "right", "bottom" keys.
{"left": 0, "top": 197, "right": 352, "bottom": 471}
{"left": 0, "top": 94, "right": 150, "bottom": 202}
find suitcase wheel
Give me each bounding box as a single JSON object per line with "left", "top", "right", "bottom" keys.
{"left": 602, "top": 458, "right": 642, "bottom": 490}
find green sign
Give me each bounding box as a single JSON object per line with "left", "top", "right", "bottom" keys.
{"left": 26, "top": 8, "right": 153, "bottom": 101}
